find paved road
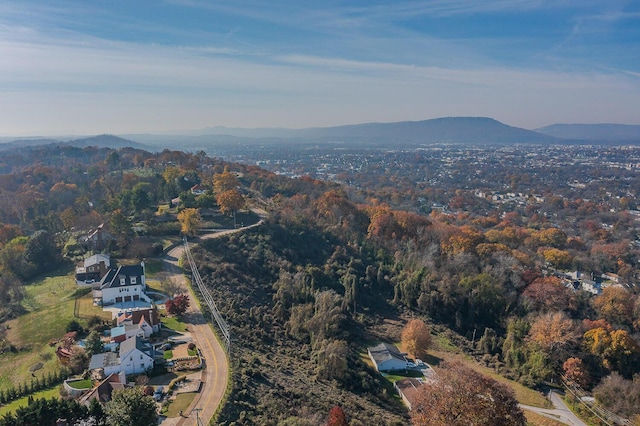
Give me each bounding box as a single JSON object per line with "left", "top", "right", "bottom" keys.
{"left": 161, "top": 215, "right": 265, "bottom": 425}
{"left": 521, "top": 391, "right": 587, "bottom": 426}
{"left": 161, "top": 241, "right": 228, "bottom": 426}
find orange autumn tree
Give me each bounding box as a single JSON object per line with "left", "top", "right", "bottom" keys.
{"left": 401, "top": 319, "right": 431, "bottom": 360}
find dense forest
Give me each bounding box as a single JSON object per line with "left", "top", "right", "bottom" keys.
{"left": 0, "top": 143, "right": 639, "bottom": 424}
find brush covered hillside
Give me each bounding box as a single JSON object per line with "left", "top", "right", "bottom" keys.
{"left": 0, "top": 144, "right": 638, "bottom": 424}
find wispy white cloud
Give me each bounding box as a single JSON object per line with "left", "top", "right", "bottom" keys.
{"left": 0, "top": 1, "right": 638, "bottom": 135}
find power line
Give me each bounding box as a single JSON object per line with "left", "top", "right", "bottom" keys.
{"left": 183, "top": 236, "right": 231, "bottom": 353}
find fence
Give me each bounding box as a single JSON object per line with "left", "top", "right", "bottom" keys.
{"left": 183, "top": 236, "right": 231, "bottom": 354}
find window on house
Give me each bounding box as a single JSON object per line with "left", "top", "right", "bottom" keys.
{"left": 131, "top": 277, "right": 136, "bottom": 284}
{"left": 120, "top": 278, "right": 126, "bottom": 285}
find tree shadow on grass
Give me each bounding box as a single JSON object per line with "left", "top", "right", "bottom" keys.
{"left": 422, "top": 353, "right": 443, "bottom": 366}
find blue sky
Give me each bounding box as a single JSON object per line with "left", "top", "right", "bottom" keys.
{"left": 1, "top": 0, "right": 639, "bottom": 136}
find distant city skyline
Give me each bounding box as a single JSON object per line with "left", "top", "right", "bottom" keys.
{"left": 1, "top": 1, "right": 639, "bottom": 136}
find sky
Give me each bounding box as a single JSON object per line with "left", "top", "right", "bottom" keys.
{"left": 1, "top": 0, "right": 639, "bottom": 136}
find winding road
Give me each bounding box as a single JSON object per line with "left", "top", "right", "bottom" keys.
{"left": 520, "top": 390, "right": 587, "bottom": 426}
{"left": 162, "top": 241, "right": 228, "bottom": 426}
{"left": 161, "top": 213, "right": 266, "bottom": 425}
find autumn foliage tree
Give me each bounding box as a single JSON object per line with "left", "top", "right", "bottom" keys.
{"left": 401, "top": 319, "right": 431, "bottom": 360}
{"left": 583, "top": 327, "right": 640, "bottom": 377}
{"left": 177, "top": 208, "right": 201, "bottom": 237}
{"left": 411, "top": 361, "right": 526, "bottom": 426}
{"left": 326, "top": 406, "right": 348, "bottom": 426}
{"left": 213, "top": 167, "right": 239, "bottom": 194}
{"left": 217, "top": 189, "right": 244, "bottom": 215}
{"left": 562, "top": 357, "right": 590, "bottom": 388}
{"left": 166, "top": 294, "right": 190, "bottom": 317}
{"left": 528, "top": 311, "right": 577, "bottom": 356}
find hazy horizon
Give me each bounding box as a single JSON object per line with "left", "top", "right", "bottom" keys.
{"left": 1, "top": 1, "right": 639, "bottom": 136}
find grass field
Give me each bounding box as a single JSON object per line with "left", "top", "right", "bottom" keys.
{"left": 0, "top": 386, "right": 60, "bottom": 417}
{"left": 76, "top": 294, "right": 112, "bottom": 321}
{"left": 1, "top": 271, "right": 79, "bottom": 392}
{"left": 524, "top": 411, "right": 567, "bottom": 426}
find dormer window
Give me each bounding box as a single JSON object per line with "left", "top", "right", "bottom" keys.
{"left": 131, "top": 277, "right": 137, "bottom": 285}
{"left": 120, "top": 278, "right": 126, "bottom": 286}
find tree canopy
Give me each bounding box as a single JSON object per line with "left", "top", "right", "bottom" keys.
{"left": 105, "top": 387, "right": 158, "bottom": 426}
{"left": 411, "top": 361, "right": 526, "bottom": 426}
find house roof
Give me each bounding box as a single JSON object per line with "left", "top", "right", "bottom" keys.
{"left": 110, "top": 326, "right": 125, "bottom": 338}
{"left": 84, "top": 254, "right": 111, "bottom": 268}
{"left": 368, "top": 343, "right": 407, "bottom": 365}
{"left": 89, "top": 352, "right": 119, "bottom": 370}
{"left": 117, "top": 308, "right": 160, "bottom": 327}
{"left": 395, "top": 377, "right": 424, "bottom": 409}
{"left": 100, "top": 264, "right": 144, "bottom": 290}
{"left": 119, "top": 335, "right": 153, "bottom": 358}
{"left": 79, "top": 373, "right": 126, "bottom": 405}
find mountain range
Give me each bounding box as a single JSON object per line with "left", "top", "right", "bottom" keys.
{"left": 2, "top": 118, "right": 640, "bottom": 151}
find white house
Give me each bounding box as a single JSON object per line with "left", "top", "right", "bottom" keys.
{"left": 99, "top": 262, "right": 151, "bottom": 306}
{"left": 89, "top": 335, "right": 155, "bottom": 377}
{"left": 118, "top": 336, "right": 154, "bottom": 375}
{"left": 367, "top": 343, "right": 411, "bottom": 372}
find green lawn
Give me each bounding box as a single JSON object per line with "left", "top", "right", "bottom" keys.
{"left": 66, "top": 379, "right": 92, "bottom": 390}
{"left": 143, "top": 259, "right": 163, "bottom": 275}
{"left": 381, "top": 369, "right": 425, "bottom": 385}
{"left": 1, "top": 272, "right": 79, "bottom": 392}
{"left": 163, "top": 393, "right": 197, "bottom": 418}
{"left": 0, "top": 386, "right": 60, "bottom": 417}
{"left": 161, "top": 315, "right": 188, "bottom": 333}
{"left": 163, "top": 350, "right": 174, "bottom": 360}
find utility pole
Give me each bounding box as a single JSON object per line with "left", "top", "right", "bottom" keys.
{"left": 192, "top": 408, "right": 203, "bottom": 426}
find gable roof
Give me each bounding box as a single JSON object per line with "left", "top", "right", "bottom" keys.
{"left": 119, "top": 335, "right": 153, "bottom": 358}
{"left": 368, "top": 343, "right": 407, "bottom": 365}
{"left": 100, "top": 264, "right": 144, "bottom": 290}
{"left": 79, "top": 373, "right": 126, "bottom": 405}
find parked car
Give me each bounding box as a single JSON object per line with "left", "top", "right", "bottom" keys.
{"left": 153, "top": 386, "right": 164, "bottom": 402}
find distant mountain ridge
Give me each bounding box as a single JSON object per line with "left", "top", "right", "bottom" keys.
{"left": 4, "top": 119, "right": 640, "bottom": 151}
{"left": 65, "top": 134, "right": 149, "bottom": 149}
{"left": 142, "top": 117, "right": 562, "bottom": 148}
{"left": 536, "top": 123, "right": 640, "bottom": 142}
{"left": 185, "top": 117, "right": 559, "bottom": 145}
{"left": 0, "top": 134, "right": 149, "bottom": 151}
